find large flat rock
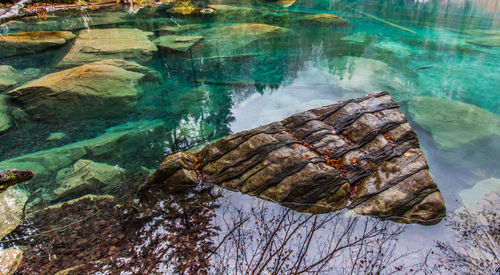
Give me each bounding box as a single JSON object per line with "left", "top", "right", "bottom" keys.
{"left": 8, "top": 59, "right": 159, "bottom": 122}
{"left": 0, "top": 31, "right": 75, "bottom": 58}
{"left": 139, "top": 92, "right": 446, "bottom": 225}
{"left": 56, "top": 28, "right": 157, "bottom": 69}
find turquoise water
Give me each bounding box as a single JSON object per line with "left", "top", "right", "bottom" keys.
{"left": 0, "top": 0, "right": 499, "bottom": 273}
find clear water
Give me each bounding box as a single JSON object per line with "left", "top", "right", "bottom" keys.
{"left": 0, "top": 0, "right": 499, "bottom": 273}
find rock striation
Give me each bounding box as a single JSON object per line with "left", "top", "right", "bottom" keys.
{"left": 139, "top": 92, "right": 446, "bottom": 225}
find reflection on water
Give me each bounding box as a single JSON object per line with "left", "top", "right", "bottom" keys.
{"left": 0, "top": 0, "right": 499, "bottom": 273}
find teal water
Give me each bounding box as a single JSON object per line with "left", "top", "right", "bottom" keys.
{"left": 0, "top": 0, "right": 499, "bottom": 273}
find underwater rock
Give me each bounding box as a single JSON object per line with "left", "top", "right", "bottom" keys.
{"left": 158, "top": 24, "right": 205, "bottom": 34}
{"left": 166, "top": 7, "right": 215, "bottom": 17}
{"left": 0, "top": 187, "right": 28, "bottom": 239}
{"left": 0, "top": 95, "right": 11, "bottom": 133}
{"left": 0, "top": 247, "right": 23, "bottom": 275}
{"left": 154, "top": 35, "right": 203, "bottom": 52}
{"left": 466, "top": 30, "right": 500, "bottom": 48}
{"left": 43, "top": 160, "right": 125, "bottom": 204}
{"left": 8, "top": 59, "right": 159, "bottom": 121}
{"left": 458, "top": 178, "right": 500, "bottom": 206}
{"left": 202, "top": 23, "right": 290, "bottom": 54}
{"left": 0, "top": 66, "right": 19, "bottom": 92}
{"left": 296, "top": 14, "right": 350, "bottom": 27}
{"left": 408, "top": 97, "right": 500, "bottom": 149}
{"left": 0, "top": 31, "right": 76, "bottom": 58}
{"left": 139, "top": 92, "right": 446, "bottom": 225}
{"left": 46, "top": 132, "right": 67, "bottom": 141}
{"left": 56, "top": 28, "right": 157, "bottom": 68}
{"left": 0, "top": 120, "right": 165, "bottom": 177}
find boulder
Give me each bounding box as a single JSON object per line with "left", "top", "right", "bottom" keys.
{"left": 296, "top": 14, "right": 350, "bottom": 27}
{"left": 154, "top": 35, "right": 203, "bottom": 52}
{"left": 45, "top": 160, "right": 125, "bottom": 203}
{"left": 466, "top": 31, "right": 500, "bottom": 47}
{"left": 0, "top": 95, "right": 11, "bottom": 133}
{"left": 158, "top": 24, "right": 204, "bottom": 34}
{"left": 0, "top": 247, "right": 23, "bottom": 275}
{"left": 8, "top": 59, "right": 160, "bottom": 121}
{"left": 139, "top": 92, "right": 446, "bottom": 225}
{"left": 202, "top": 23, "right": 290, "bottom": 55}
{"left": 56, "top": 28, "right": 157, "bottom": 68}
{"left": 458, "top": 178, "right": 500, "bottom": 206}
{"left": 408, "top": 97, "right": 500, "bottom": 149}
{"left": 0, "top": 31, "right": 76, "bottom": 58}
{"left": 0, "top": 187, "right": 28, "bottom": 239}
{"left": 0, "top": 120, "right": 165, "bottom": 177}
{"left": 46, "top": 132, "right": 67, "bottom": 141}
{"left": 0, "top": 66, "right": 19, "bottom": 92}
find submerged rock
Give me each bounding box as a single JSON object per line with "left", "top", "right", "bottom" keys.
{"left": 202, "top": 23, "right": 290, "bottom": 54}
{"left": 408, "top": 97, "right": 500, "bottom": 149}
{"left": 0, "top": 31, "right": 75, "bottom": 58}
{"left": 46, "top": 132, "right": 67, "bottom": 141}
{"left": 296, "top": 14, "right": 350, "bottom": 27}
{"left": 0, "top": 187, "right": 28, "bottom": 239}
{"left": 0, "top": 95, "right": 11, "bottom": 133}
{"left": 158, "top": 24, "right": 205, "bottom": 34}
{"left": 154, "top": 35, "right": 203, "bottom": 52}
{"left": 458, "top": 178, "right": 500, "bottom": 206}
{"left": 466, "top": 30, "right": 500, "bottom": 48}
{"left": 0, "top": 247, "right": 23, "bottom": 275}
{"left": 0, "top": 120, "right": 165, "bottom": 177}
{"left": 56, "top": 28, "right": 157, "bottom": 68}
{"left": 8, "top": 59, "right": 159, "bottom": 121}
{"left": 0, "top": 66, "right": 19, "bottom": 92}
{"left": 43, "top": 160, "right": 125, "bottom": 204}
{"left": 139, "top": 92, "right": 446, "bottom": 225}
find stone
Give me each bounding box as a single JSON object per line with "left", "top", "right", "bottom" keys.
{"left": 154, "top": 35, "right": 203, "bottom": 52}
{"left": 0, "top": 187, "right": 28, "bottom": 239}
{"left": 45, "top": 160, "right": 125, "bottom": 203}
{"left": 8, "top": 59, "right": 160, "bottom": 121}
{"left": 0, "top": 120, "right": 165, "bottom": 177}
{"left": 158, "top": 24, "right": 204, "bottom": 34}
{"left": 202, "top": 23, "right": 290, "bottom": 54}
{"left": 139, "top": 92, "right": 446, "bottom": 225}
{"left": 341, "top": 32, "right": 368, "bottom": 44}
{"left": 0, "top": 31, "right": 76, "bottom": 58}
{"left": 296, "top": 14, "right": 350, "bottom": 27}
{"left": 467, "top": 34, "right": 500, "bottom": 47}
{"left": 0, "top": 95, "right": 11, "bottom": 133}
{"left": 0, "top": 66, "right": 19, "bottom": 92}
{"left": 56, "top": 28, "right": 157, "bottom": 68}
{"left": 166, "top": 6, "right": 215, "bottom": 16}
{"left": 408, "top": 97, "right": 500, "bottom": 149}
{"left": 0, "top": 247, "right": 23, "bottom": 275}
{"left": 46, "top": 132, "right": 67, "bottom": 141}
{"left": 458, "top": 178, "right": 500, "bottom": 206}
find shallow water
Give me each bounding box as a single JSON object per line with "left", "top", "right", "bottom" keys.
{"left": 0, "top": 0, "right": 499, "bottom": 273}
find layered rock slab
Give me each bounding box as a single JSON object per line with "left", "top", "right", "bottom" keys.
{"left": 139, "top": 92, "right": 446, "bottom": 225}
